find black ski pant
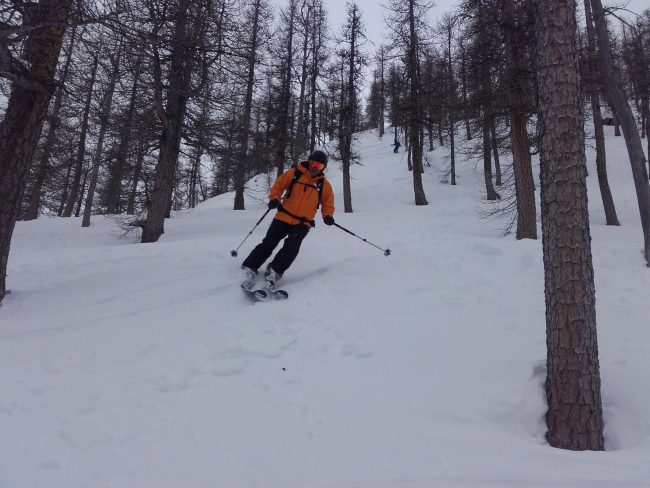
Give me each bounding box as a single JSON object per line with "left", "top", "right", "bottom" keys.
{"left": 242, "top": 219, "right": 310, "bottom": 276}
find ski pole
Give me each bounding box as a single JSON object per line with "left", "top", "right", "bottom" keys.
{"left": 230, "top": 207, "right": 272, "bottom": 257}
{"left": 333, "top": 223, "right": 391, "bottom": 256}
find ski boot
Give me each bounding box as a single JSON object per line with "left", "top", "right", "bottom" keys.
{"left": 241, "top": 266, "right": 257, "bottom": 291}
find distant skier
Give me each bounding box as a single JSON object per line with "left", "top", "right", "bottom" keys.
{"left": 241, "top": 149, "right": 335, "bottom": 292}
{"left": 392, "top": 139, "right": 401, "bottom": 153}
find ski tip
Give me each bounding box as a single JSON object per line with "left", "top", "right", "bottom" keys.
{"left": 242, "top": 285, "right": 268, "bottom": 301}
{"left": 274, "top": 290, "right": 289, "bottom": 299}
{"left": 252, "top": 289, "right": 268, "bottom": 300}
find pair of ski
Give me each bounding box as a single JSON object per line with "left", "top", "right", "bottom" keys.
{"left": 242, "top": 283, "right": 288, "bottom": 301}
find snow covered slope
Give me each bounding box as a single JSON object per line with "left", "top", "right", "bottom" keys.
{"left": 1, "top": 128, "right": 649, "bottom": 487}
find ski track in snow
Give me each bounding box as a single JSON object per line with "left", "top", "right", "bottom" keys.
{"left": 1, "top": 128, "right": 650, "bottom": 487}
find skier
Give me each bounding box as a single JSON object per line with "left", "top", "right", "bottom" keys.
{"left": 240, "top": 149, "right": 335, "bottom": 292}
{"left": 392, "top": 139, "right": 401, "bottom": 153}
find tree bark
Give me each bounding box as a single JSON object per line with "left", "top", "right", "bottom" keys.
{"left": 0, "top": 0, "right": 74, "bottom": 301}
{"left": 536, "top": 0, "right": 604, "bottom": 450}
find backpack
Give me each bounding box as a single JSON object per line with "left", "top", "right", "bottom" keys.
{"left": 284, "top": 162, "right": 324, "bottom": 209}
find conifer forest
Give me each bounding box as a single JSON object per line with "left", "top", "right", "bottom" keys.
{"left": 1, "top": 0, "right": 650, "bottom": 468}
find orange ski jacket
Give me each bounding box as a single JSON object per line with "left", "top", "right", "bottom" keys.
{"left": 269, "top": 163, "right": 335, "bottom": 227}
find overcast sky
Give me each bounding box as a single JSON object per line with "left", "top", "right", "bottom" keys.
{"left": 307, "top": 0, "right": 458, "bottom": 50}
{"left": 273, "top": 0, "right": 649, "bottom": 54}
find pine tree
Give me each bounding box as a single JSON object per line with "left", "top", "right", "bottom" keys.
{"left": 536, "top": 0, "right": 604, "bottom": 450}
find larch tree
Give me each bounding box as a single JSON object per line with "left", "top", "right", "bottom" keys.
{"left": 272, "top": 0, "right": 298, "bottom": 178}
{"left": 0, "top": 0, "right": 75, "bottom": 301}
{"left": 61, "top": 52, "right": 99, "bottom": 218}
{"left": 233, "top": 0, "right": 271, "bottom": 210}
{"left": 386, "top": 0, "right": 431, "bottom": 205}
{"left": 23, "top": 25, "right": 78, "bottom": 221}
{"left": 337, "top": 2, "right": 366, "bottom": 214}
{"left": 141, "top": 0, "right": 209, "bottom": 243}
{"left": 82, "top": 36, "right": 123, "bottom": 227}
{"left": 502, "top": 0, "right": 537, "bottom": 238}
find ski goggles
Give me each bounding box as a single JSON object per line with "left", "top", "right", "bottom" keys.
{"left": 309, "top": 161, "right": 325, "bottom": 172}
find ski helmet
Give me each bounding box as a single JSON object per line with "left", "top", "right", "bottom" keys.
{"left": 308, "top": 149, "right": 328, "bottom": 167}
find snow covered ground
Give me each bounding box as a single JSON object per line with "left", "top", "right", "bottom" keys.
{"left": 1, "top": 128, "right": 649, "bottom": 487}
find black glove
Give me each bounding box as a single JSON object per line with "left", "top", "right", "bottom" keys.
{"left": 324, "top": 215, "right": 335, "bottom": 226}
{"left": 268, "top": 199, "right": 279, "bottom": 209}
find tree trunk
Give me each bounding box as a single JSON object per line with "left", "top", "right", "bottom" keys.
{"left": 340, "top": 4, "right": 361, "bottom": 214}
{"left": 58, "top": 159, "right": 73, "bottom": 216}
{"left": 490, "top": 116, "right": 502, "bottom": 186}
{"left": 503, "top": 0, "right": 536, "bottom": 238}
{"left": 142, "top": 0, "right": 200, "bottom": 243}
{"left": 447, "top": 29, "right": 457, "bottom": 186}
{"left": 640, "top": 95, "right": 648, "bottom": 140}
{"left": 82, "top": 46, "right": 121, "bottom": 227}
{"left": 106, "top": 55, "right": 141, "bottom": 214}
{"left": 62, "top": 54, "right": 99, "bottom": 217}
{"left": 127, "top": 139, "right": 146, "bottom": 215}
{"left": 309, "top": 1, "right": 323, "bottom": 151}
{"left": 378, "top": 45, "right": 386, "bottom": 138}
{"left": 234, "top": 0, "right": 262, "bottom": 210}
{"left": 275, "top": 0, "right": 297, "bottom": 177}
{"left": 408, "top": 0, "right": 427, "bottom": 205}
{"left": 24, "top": 24, "right": 77, "bottom": 221}
{"left": 460, "top": 44, "right": 472, "bottom": 141}
{"left": 479, "top": 6, "right": 499, "bottom": 201}
{"left": 0, "top": 0, "right": 73, "bottom": 300}
{"left": 294, "top": 5, "right": 311, "bottom": 160}
{"left": 591, "top": 0, "right": 650, "bottom": 264}
{"left": 483, "top": 114, "right": 499, "bottom": 200}
{"left": 536, "top": 0, "right": 604, "bottom": 450}
{"left": 189, "top": 145, "right": 203, "bottom": 209}
{"left": 511, "top": 111, "right": 537, "bottom": 237}
{"left": 75, "top": 167, "right": 88, "bottom": 217}
{"left": 584, "top": 0, "right": 619, "bottom": 226}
